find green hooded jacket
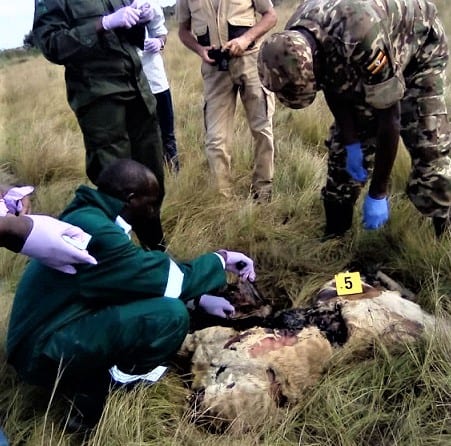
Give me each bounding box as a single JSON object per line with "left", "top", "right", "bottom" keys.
{"left": 7, "top": 186, "right": 227, "bottom": 360}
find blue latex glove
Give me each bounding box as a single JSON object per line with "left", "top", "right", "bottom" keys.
{"left": 363, "top": 195, "right": 389, "bottom": 229}
{"left": 199, "top": 294, "right": 235, "bottom": 318}
{"left": 345, "top": 142, "right": 368, "bottom": 182}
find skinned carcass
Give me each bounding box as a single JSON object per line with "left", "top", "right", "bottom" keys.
{"left": 180, "top": 277, "right": 439, "bottom": 432}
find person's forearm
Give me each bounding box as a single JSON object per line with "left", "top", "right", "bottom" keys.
{"left": 242, "top": 8, "right": 277, "bottom": 45}
{"left": 223, "top": 8, "right": 277, "bottom": 55}
{"left": 0, "top": 215, "right": 32, "bottom": 253}
{"left": 369, "top": 103, "right": 400, "bottom": 198}
{"left": 324, "top": 91, "right": 359, "bottom": 144}
{"left": 178, "top": 22, "right": 204, "bottom": 56}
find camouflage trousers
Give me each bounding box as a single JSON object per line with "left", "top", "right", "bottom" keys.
{"left": 323, "top": 22, "right": 451, "bottom": 219}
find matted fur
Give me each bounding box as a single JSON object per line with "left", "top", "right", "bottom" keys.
{"left": 181, "top": 280, "right": 441, "bottom": 432}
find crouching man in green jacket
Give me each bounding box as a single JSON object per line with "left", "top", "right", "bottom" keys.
{"left": 6, "top": 159, "right": 256, "bottom": 432}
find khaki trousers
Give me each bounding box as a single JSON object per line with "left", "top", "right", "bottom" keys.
{"left": 202, "top": 51, "right": 275, "bottom": 195}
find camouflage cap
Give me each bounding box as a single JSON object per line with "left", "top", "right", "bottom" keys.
{"left": 258, "top": 30, "right": 317, "bottom": 109}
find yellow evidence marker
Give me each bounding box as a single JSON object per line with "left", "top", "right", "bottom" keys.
{"left": 334, "top": 271, "right": 363, "bottom": 296}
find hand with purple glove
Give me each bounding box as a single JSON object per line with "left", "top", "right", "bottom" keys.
{"left": 102, "top": 0, "right": 140, "bottom": 30}
{"left": 1, "top": 186, "right": 34, "bottom": 216}
{"left": 20, "top": 215, "right": 97, "bottom": 274}
{"left": 217, "top": 250, "right": 256, "bottom": 281}
{"left": 199, "top": 294, "right": 235, "bottom": 318}
{"left": 144, "top": 37, "right": 163, "bottom": 53}
{"left": 345, "top": 142, "right": 368, "bottom": 182}
{"left": 362, "top": 194, "right": 389, "bottom": 229}
{"left": 137, "top": 1, "right": 155, "bottom": 24}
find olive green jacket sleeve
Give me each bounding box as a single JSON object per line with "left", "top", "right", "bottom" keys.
{"left": 33, "top": 0, "right": 148, "bottom": 111}
{"left": 33, "top": 0, "right": 145, "bottom": 65}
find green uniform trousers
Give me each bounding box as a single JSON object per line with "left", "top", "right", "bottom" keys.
{"left": 76, "top": 92, "right": 165, "bottom": 197}
{"left": 11, "top": 297, "right": 189, "bottom": 394}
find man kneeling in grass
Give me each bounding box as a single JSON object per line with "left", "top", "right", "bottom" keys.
{"left": 6, "top": 159, "right": 255, "bottom": 432}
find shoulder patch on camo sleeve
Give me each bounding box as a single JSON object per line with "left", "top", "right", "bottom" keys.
{"left": 366, "top": 49, "right": 387, "bottom": 75}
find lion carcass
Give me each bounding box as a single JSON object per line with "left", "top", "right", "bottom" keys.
{"left": 180, "top": 278, "right": 440, "bottom": 432}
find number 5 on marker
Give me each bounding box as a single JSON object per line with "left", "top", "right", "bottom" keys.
{"left": 334, "top": 271, "right": 363, "bottom": 296}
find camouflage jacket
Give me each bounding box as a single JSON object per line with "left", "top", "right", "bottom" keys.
{"left": 286, "top": 0, "right": 443, "bottom": 108}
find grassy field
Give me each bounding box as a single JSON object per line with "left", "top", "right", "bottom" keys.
{"left": 1, "top": 0, "right": 451, "bottom": 444}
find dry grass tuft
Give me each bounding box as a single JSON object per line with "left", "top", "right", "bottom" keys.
{"left": 0, "top": 0, "right": 451, "bottom": 444}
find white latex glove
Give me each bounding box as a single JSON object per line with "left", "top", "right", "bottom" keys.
{"left": 144, "top": 37, "right": 162, "bottom": 53}
{"left": 20, "top": 215, "right": 98, "bottom": 274}
{"left": 102, "top": 0, "right": 140, "bottom": 30}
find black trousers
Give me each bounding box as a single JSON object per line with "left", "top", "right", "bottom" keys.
{"left": 154, "top": 89, "right": 178, "bottom": 159}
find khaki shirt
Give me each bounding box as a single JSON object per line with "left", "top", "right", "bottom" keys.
{"left": 176, "top": 0, "right": 273, "bottom": 50}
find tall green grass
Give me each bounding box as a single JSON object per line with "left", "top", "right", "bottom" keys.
{"left": 0, "top": 0, "right": 451, "bottom": 444}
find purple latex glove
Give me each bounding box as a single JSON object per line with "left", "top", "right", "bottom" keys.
{"left": 144, "top": 37, "right": 162, "bottom": 53}
{"left": 137, "top": 1, "right": 155, "bottom": 23}
{"left": 363, "top": 195, "right": 389, "bottom": 229}
{"left": 20, "top": 215, "right": 98, "bottom": 274}
{"left": 0, "top": 200, "right": 7, "bottom": 216}
{"left": 102, "top": 0, "right": 140, "bottom": 30}
{"left": 345, "top": 142, "right": 368, "bottom": 182}
{"left": 199, "top": 294, "right": 235, "bottom": 318}
{"left": 217, "top": 250, "right": 256, "bottom": 281}
{"left": 2, "top": 186, "right": 34, "bottom": 215}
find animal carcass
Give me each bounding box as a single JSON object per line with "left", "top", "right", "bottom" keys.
{"left": 180, "top": 278, "right": 439, "bottom": 432}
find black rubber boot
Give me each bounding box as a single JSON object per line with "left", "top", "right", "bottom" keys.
{"left": 66, "top": 391, "right": 107, "bottom": 434}
{"left": 432, "top": 216, "right": 449, "bottom": 238}
{"left": 323, "top": 197, "right": 354, "bottom": 239}
{"left": 63, "top": 372, "right": 111, "bottom": 434}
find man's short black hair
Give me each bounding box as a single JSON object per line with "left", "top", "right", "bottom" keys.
{"left": 96, "top": 159, "right": 158, "bottom": 202}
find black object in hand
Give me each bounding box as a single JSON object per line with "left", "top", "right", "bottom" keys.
{"left": 207, "top": 48, "right": 230, "bottom": 71}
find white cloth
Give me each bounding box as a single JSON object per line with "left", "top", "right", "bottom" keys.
{"left": 109, "top": 364, "right": 168, "bottom": 384}
{"left": 140, "top": 2, "right": 170, "bottom": 93}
